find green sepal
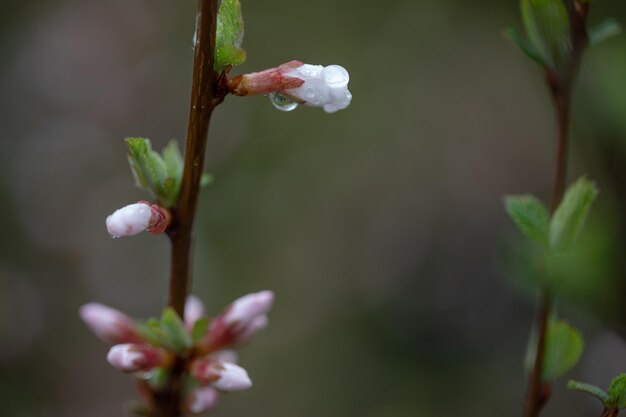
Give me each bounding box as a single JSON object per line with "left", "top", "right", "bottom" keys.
{"left": 542, "top": 319, "right": 584, "bottom": 381}
{"left": 609, "top": 374, "right": 626, "bottom": 409}
{"left": 504, "top": 27, "right": 546, "bottom": 65}
{"left": 505, "top": 194, "right": 551, "bottom": 248}
{"left": 521, "top": 0, "right": 572, "bottom": 73}
{"left": 589, "top": 19, "right": 622, "bottom": 46}
{"left": 550, "top": 177, "right": 599, "bottom": 250}
{"left": 567, "top": 380, "right": 610, "bottom": 404}
{"left": 215, "top": 0, "right": 246, "bottom": 72}
{"left": 161, "top": 308, "right": 193, "bottom": 353}
{"left": 125, "top": 138, "right": 184, "bottom": 208}
{"left": 191, "top": 317, "right": 210, "bottom": 343}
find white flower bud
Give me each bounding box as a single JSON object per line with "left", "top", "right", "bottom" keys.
{"left": 212, "top": 362, "right": 253, "bottom": 392}
{"left": 285, "top": 63, "right": 352, "bottom": 113}
{"left": 79, "top": 303, "right": 143, "bottom": 344}
{"left": 190, "top": 359, "right": 253, "bottom": 392}
{"left": 106, "top": 203, "right": 152, "bottom": 238}
{"left": 185, "top": 387, "right": 219, "bottom": 414}
{"left": 227, "top": 61, "right": 352, "bottom": 113}
{"left": 106, "top": 344, "right": 166, "bottom": 373}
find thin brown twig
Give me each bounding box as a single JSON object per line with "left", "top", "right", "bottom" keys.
{"left": 167, "top": 0, "right": 220, "bottom": 317}
{"left": 522, "top": 2, "right": 589, "bottom": 417}
{"left": 149, "top": 1, "right": 221, "bottom": 416}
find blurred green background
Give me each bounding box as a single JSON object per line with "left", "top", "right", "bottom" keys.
{"left": 1, "top": 0, "right": 626, "bottom": 416}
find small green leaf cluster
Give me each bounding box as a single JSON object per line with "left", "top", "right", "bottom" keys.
{"left": 126, "top": 138, "right": 183, "bottom": 208}
{"left": 568, "top": 374, "right": 626, "bottom": 414}
{"left": 505, "top": 177, "right": 598, "bottom": 253}
{"left": 136, "top": 307, "right": 195, "bottom": 354}
{"left": 505, "top": 0, "right": 621, "bottom": 71}
{"left": 126, "top": 138, "right": 212, "bottom": 208}
{"left": 215, "top": 0, "right": 246, "bottom": 73}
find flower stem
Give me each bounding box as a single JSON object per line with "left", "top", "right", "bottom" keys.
{"left": 522, "top": 3, "right": 589, "bottom": 417}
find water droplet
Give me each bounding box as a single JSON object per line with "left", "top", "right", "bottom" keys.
{"left": 269, "top": 93, "right": 298, "bottom": 112}
{"left": 297, "top": 64, "right": 322, "bottom": 78}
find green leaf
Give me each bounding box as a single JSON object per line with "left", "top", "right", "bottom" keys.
{"left": 162, "top": 140, "right": 183, "bottom": 181}
{"left": 126, "top": 137, "right": 167, "bottom": 197}
{"left": 542, "top": 319, "right": 584, "bottom": 381}
{"left": 191, "top": 317, "right": 209, "bottom": 343}
{"left": 521, "top": 0, "right": 572, "bottom": 72}
{"left": 590, "top": 19, "right": 622, "bottom": 46}
{"left": 161, "top": 308, "right": 192, "bottom": 353}
{"left": 609, "top": 374, "right": 626, "bottom": 409}
{"left": 126, "top": 138, "right": 162, "bottom": 192}
{"left": 550, "top": 177, "right": 599, "bottom": 250}
{"left": 215, "top": 0, "right": 246, "bottom": 72}
{"left": 567, "top": 380, "right": 610, "bottom": 404}
{"left": 504, "top": 27, "right": 546, "bottom": 65}
{"left": 161, "top": 140, "right": 183, "bottom": 205}
{"left": 505, "top": 195, "right": 551, "bottom": 248}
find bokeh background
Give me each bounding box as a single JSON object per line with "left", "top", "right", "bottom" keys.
{"left": 2, "top": 0, "right": 626, "bottom": 416}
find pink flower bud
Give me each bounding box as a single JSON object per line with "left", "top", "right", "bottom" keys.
{"left": 190, "top": 359, "right": 252, "bottom": 392}
{"left": 198, "top": 291, "right": 274, "bottom": 351}
{"left": 185, "top": 295, "right": 206, "bottom": 330}
{"left": 224, "top": 291, "right": 274, "bottom": 329}
{"left": 184, "top": 387, "right": 219, "bottom": 414}
{"left": 105, "top": 202, "right": 170, "bottom": 238}
{"left": 236, "top": 314, "right": 269, "bottom": 344}
{"left": 79, "top": 303, "right": 143, "bottom": 344}
{"left": 106, "top": 344, "right": 167, "bottom": 373}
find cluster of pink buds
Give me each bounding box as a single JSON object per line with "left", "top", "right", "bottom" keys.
{"left": 105, "top": 201, "right": 171, "bottom": 238}
{"left": 80, "top": 291, "right": 274, "bottom": 415}
{"left": 228, "top": 60, "right": 352, "bottom": 113}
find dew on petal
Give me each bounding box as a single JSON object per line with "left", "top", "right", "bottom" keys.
{"left": 322, "top": 65, "right": 349, "bottom": 88}
{"left": 269, "top": 93, "right": 298, "bottom": 112}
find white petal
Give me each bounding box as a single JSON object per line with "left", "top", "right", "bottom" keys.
{"left": 211, "top": 362, "right": 252, "bottom": 392}
{"left": 105, "top": 203, "right": 152, "bottom": 238}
